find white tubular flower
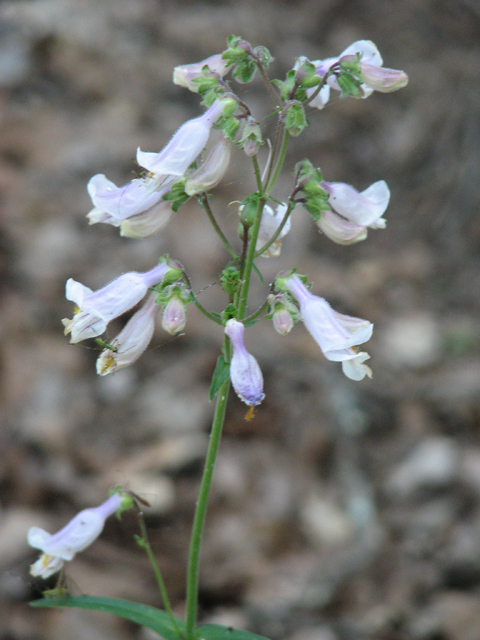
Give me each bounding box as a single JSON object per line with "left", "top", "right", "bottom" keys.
{"left": 317, "top": 179, "right": 390, "bottom": 244}
{"left": 28, "top": 493, "right": 124, "bottom": 579}
{"left": 62, "top": 263, "right": 170, "bottom": 343}
{"left": 120, "top": 201, "right": 174, "bottom": 238}
{"left": 317, "top": 208, "right": 368, "bottom": 245}
{"left": 310, "top": 40, "right": 407, "bottom": 106}
{"left": 87, "top": 174, "right": 173, "bottom": 226}
{"left": 284, "top": 274, "right": 373, "bottom": 381}
{"left": 184, "top": 136, "right": 231, "bottom": 196}
{"left": 96, "top": 293, "right": 158, "bottom": 376}
{"left": 225, "top": 319, "right": 265, "bottom": 406}
{"left": 255, "top": 203, "right": 291, "bottom": 258}
{"left": 173, "top": 53, "right": 230, "bottom": 92}
{"left": 137, "top": 100, "right": 226, "bottom": 177}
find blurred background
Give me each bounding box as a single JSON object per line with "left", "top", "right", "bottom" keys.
{"left": 1, "top": 1, "right": 480, "bottom": 639}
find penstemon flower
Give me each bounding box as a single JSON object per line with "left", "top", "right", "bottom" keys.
{"left": 282, "top": 274, "right": 373, "bottom": 381}
{"left": 256, "top": 203, "right": 291, "bottom": 258}
{"left": 87, "top": 174, "right": 173, "bottom": 227}
{"left": 96, "top": 293, "right": 159, "bottom": 375}
{"left": 225, "top": 319, "right": 264, "bottom": 406}
{"left": 184, "top": 135, "right": 231, "bottom": 196}
{"left": 62, "top": 262, "right": 170, "bottom": 343}
{"left": 173, "top": 53, "right": 230, "bottom": 92}
{"left": 308, "top": 40, "right": 407, "bottom": 108}
{"left": 318, "top": 179, "right": 389, "bottom": 244}
{"left": 28, "top": 493, "right": 131, "bottom": 579}
{"left": 119, "top": 200, "right": 175, "bottom": 238}
{"left": 136, "top": 100, "right": 228, "bottom": 178}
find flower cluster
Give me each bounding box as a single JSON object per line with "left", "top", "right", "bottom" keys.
{"left": 57, "top": 38, "right": 407, "bottom": 406}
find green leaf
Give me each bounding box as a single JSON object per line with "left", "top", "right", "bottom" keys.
{"left": 209, "top": 356, "right": 230, "bottom": 402}
{"left": 252, "top": 262, "right": 263, "bottom": 285}
{"left": 197, "top": 624, "right": 272, "bottom": 640}
{"left": 30, "top": 596, "right": 184, "bottom": 640}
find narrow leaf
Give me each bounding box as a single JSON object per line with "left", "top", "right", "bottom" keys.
{"left": 209, "top": 355, "right": 230, "bottom": 402}
{"left": 30, "top": 596, "right": 184, "bottom": 640}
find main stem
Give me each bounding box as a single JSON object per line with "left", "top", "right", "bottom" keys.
{"left": 184, "top": 375, "right": 231, "bottom": 640}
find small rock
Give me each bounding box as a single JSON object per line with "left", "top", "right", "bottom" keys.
{"left": 300, "top": 495, "right": 354, "bottom": 547}
{"left": 379, "top": 314, "right": 442, "bottom": 368}
{"left": 386, "top": 437, "right": 460, "bottom": 498}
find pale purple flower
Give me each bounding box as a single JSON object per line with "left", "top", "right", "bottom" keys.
{"left": 62, "top": 263, "right": 169, "bottom": 343}
{"left": 136, "top": 101, "right": 225, "bottom": 177}
{"left": 96, "top": 293, "right": 158, "bottom": 376}
{"left": 255, "top": 203, "right": 291, "bottom": 258}
{"left": 185, "top": 136, "right": 231, "bottom": 196}
{"left": 309, "top": 40, "right": 407, "bottom": 108}
{"left": 318, "top": 179, "right": 389, "bottom": 245}
{"left": 28, "top": 493, "right": 123, "bottom": 579}
{"left": 225, "top": 319, "right": 264, "bottom": 405}
{"left": 87, "top": 174, "right": 173, "bottom": 226}
{"left": 284, "top": 274, "right": 373, "bottom": 381}
{"left": 120, "top": 200, "right": 175, "bottom": 238}
{"left": 173, "top": 53, "right": 230, "bottom": 92}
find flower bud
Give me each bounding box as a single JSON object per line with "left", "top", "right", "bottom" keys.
{"left": 185, "top": 136, "right": 231, "bottom": 196}
{"left": 161, "top": 291, "right": 187, "bottom": 335}
{"left": 268, "top": 294, "right": 297, "bottom": 335}
{"left": 225, "top": 319, "right": 264, "bottom": 406}
{"left": 239, "top": 117, "right": 263, "bottom": 157}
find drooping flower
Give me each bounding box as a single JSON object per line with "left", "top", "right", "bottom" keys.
{"left": 137, "top": 100, "right": 227, "bottom": 178}
{"left": 96, "top": 293, "right": 158, "bottom": 376}
{"left": 119, "top": 200, "right": 175, "bottom": 238}
{"left": 173, "top": 53, "right": 230, "bottom": 92}
{"left": 317, "top": 180, "right": 390, "bottom": 244}
{"left": 87, "top": 174, "right": 174, "bottom": 227}
{"left": 225, "top": 319, "right": 264, "bottom": 405}
{"left": 62, "top": 263, "right": 170, "bottom": 343}
{"left": 308, "top": 40, "right": 407, "bottom": 108}
{"left": 283, "top": 274, "right": 373, "bottom": 381}
{"left": 28, "top": 493, "right": 129, "bottom": 579}
{"left": 184, "top": 135, "right": 231, "bottom": 196}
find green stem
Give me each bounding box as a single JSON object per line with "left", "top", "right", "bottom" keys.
{"left": 243, "top": 299, "right": 269, "bottom": 324}
{"left": 254, "top": 200, "right": 294, "bottom": 259}
{"left": 265, "top": 127, "right": 290, "bottom": 197}
{"left": 200, "top": 194, "right": 238, "bottom": 259}
{"left": 190, "top": 291, "right": 223, "bottom": 325}
{"left": 184, "top": 375, "right": 230, "bottom": 640}
{"left": 137, "top": 512, "right": 182, "bottom": 639}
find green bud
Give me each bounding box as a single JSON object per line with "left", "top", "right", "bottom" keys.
{"left": 220, "top": 266, "right": 240, "bottom": 294}
{"left": 284, "top": 103, "right": 308, "bottom": 137}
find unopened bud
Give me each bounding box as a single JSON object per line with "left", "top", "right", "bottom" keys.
{"left": 162, "top": 294, "right": 187, "bottom": 335}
